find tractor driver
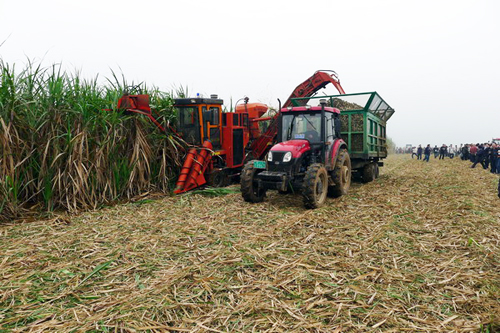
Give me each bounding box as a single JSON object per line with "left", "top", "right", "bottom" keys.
{"left": 303, "top": 121, "right": 320, "bottom": 142}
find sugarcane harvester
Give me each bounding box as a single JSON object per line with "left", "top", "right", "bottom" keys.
{"left": 173, "top": 95, "right": 269, "bottom": 193}
{"left": 114, "top": 93, "right": 270, "bottom": 193}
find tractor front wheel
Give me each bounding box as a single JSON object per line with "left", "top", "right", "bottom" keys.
{"left": 303, "top": 164, "right": 328, "bottom": 209}
{"left": 240, "top": 161, "right": 266, "bottom": 203}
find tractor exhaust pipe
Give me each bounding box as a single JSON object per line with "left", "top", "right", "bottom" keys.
{"left": 320, "top": 99, "right": 327, "bottom": 164}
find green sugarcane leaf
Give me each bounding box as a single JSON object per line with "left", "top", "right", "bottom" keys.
{"left": 78, "top": 260, "right": 113, "bottom": 286}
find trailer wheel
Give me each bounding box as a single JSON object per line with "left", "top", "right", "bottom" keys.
{"left": 303, "top": 164, "right": 328, "bottom": 209}
{"left": 362, "top": 163, "right": 376, "bottom": 183}
{"left": 374, "top": 163, "right": 380, "bottom": 179}
{"left": 329, "top": 149, "right": 351, "bottom": 197}
{"left": 240, "top": 161, "right": 266, "bottom": 203}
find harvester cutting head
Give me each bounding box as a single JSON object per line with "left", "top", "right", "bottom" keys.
{"left": 174, "top": 140, "right": 214, "bottom": 194}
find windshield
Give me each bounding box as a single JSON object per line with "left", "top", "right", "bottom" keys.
{"left": 281, "top": 112, "right": 322, "bottom": 143}
{"left": 176, "top": 106, "right": 200, "bottom": 144}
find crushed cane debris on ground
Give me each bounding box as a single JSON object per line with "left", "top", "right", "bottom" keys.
{"left": 1, "top": 155, "right": 499, "bottom": 332}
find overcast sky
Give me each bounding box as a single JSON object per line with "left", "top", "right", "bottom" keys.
{"left": 1, "top": 0, "right": 499, "bottom": 147}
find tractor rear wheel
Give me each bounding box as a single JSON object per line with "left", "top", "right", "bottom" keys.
{"left": 240, "top": 161, "right": 266, "bottom": 203}
{"left": 303, "top": 164, "right": 328, "bottom": 209}
{"left": 329, "top": 149, "right": 351, "bottom": 197}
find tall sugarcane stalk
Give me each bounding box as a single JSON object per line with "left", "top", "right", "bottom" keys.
{"left": 0, "top": 60, "right": 184, "bottom": 221}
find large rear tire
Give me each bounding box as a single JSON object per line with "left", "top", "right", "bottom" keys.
{"left": 240, "top": 161, "right": 266, "bottom": 203}
{"left": 329, "top": 149, "right": 351, "bottom": 197}
{"left": 303, "top": 164, "right": 328, "bottom": 209}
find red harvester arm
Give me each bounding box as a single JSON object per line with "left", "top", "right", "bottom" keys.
{"left": 249, "top": 70, "right": 345, "bottom": 160}
{"left": 282, "top": 70, "right": 345, "bottom": 107}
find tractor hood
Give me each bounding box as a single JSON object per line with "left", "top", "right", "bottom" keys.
{"left": 270, "top": 140, "right": 310, "bottom": 158}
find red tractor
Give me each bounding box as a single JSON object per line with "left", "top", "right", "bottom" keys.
{"left": 241, "top": 99, "right": 351, "bottom": 209}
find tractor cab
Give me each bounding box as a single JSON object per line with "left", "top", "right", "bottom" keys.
{"left": 174, "top": 95, "right": 223, "bottom": 148}
{"left": 272, "top": 102, "right": 342, "bottom": 167}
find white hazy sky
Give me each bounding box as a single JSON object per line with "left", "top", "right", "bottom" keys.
{"left": 1, "top": 0, "right": 499, "bottom": 147}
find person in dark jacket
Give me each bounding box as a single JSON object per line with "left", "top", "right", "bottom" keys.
{"left": 433, "top": 145, "right": 439, "bottom": 158}
{"left": 461, "top": 144, "right": 470, "bottom": 161}
{"left": 439, "top": 144, "right": 447, "bottom": 160}
{"left": 423, "top": 144, "right": 431, "bottom": 162}
{"left": 489, "top": 143, "right": 498, "bottom": 173}
{"left": 497, "top": 147, "right": 500, "bottom": 174}
{"left": 471, "top": 144, "right": 487, "bottom": 168}
{"left": 417, "top": 145, "right": 423, "bottom": 160}
{"left": 483, "top": 144, "right": 491, "bottom": 169}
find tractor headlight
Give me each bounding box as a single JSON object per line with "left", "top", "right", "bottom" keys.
{"left": 283, "top": 152, "right": 292, "bottom": 162}
{"left": 267, "top": 152, "right": 273, "bottom": 162}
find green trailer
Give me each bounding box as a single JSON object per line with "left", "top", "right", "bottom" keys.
{"left": 291, "top": 92, "right": 395, "bottom": 180}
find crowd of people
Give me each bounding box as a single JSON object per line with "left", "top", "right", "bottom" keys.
{"left": 397, "top": 142, "right": 500, "bottom": 197}
{"left": 397, "top": 144, "right": 460, "bottom": 162}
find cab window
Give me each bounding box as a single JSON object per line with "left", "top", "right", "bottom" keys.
{"left": 209, "top": 107, "right": 220, "bottom": 125}
{"left": 177, "top": 106, "right": 200, "bottom": 144}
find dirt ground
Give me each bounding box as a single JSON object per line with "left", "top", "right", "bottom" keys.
{"left": 1, "top": 154, "right": 499, "bottom": 332}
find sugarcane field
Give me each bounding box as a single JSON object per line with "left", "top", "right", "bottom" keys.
{"left": 2, "top": 2, "right": 500, "bottom": 330}
{"left": 1, "top": 153, "right": 499, "bottom": 332}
